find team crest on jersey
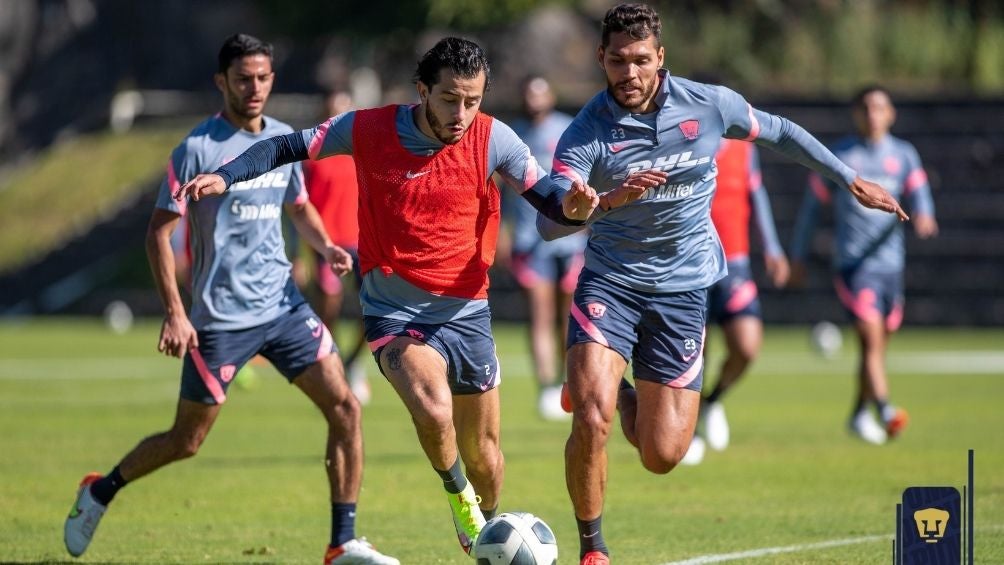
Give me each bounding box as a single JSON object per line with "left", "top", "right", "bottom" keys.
{"left": 679, "top": 120, "right": 700, "bottom": 141}
{"left": 587, "top": 302, "right": 607, "bottom": 318}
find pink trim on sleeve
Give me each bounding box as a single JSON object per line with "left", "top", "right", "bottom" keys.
{"left": 307, "top": 120, "right": 332, "bottom": 160}
{"left": 190, "top": 348, "right": 226, "bottom": 404}
{"left": 551, "top": 158, "right": 584, "bottom": 185}
{"left": 904, "top": 168, "right": 928, "bottom": 194}
{"left": 521, "top": 155, "right": 539, "bottom": 193}
{"left": 742, "top": 103, "right": 761, "bottom": 141}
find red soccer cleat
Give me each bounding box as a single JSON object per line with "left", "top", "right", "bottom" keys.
{"left": 884, "top": 407, "right": 909, "bottom": 438}
{"left": 581, "top": 551, "right": 610, "bottom": 565}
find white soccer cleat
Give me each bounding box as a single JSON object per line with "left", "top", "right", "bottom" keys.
{"left": 64, "top": 472, "right": 107, "bottom": 557}
{"left": 324, "top": 538, "right": 400, "bottom": 565}
{"left": 702, "top": 401, "right": 730, "bottom": 451}
{"left": 538, "top": 386, "right": 571, "bottom": 421}
{"left": 848, "top": 410, "right": 887, "bottom": 445}
{"left": 680, "top": 435, "right": 706, "bottom": 466}
{"left": 348, "top": 363, "right": 371, "bottom": 406}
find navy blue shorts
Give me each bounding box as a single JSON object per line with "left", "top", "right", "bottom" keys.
{"left": 835, "top": 268, "right": 904, "bottom": 332}
{"left": 180, "top": 302, "right": 336, "bottom": 405}
{"left": 364, "top": 308, "right": 500, "bottom": 395}
{"left": 707, "top": 261, "right": 761, "bottom": 324}
{"left": 511, "top": 250, "right": 583, "bottom": 293}
{"left": 567, "top": 269, "right": 706, "bottom": 391}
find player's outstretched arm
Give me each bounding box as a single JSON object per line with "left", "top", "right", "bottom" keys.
{"left": 848, "top": 176, "right": 909, "bottom": 221}
{"left": 284, "top": 201, "right": 353, "bottom": 277}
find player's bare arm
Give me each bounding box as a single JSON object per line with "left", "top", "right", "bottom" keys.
{"left": 848, "top": 176, "right": 909, "bottom": 220}
{"left": 145, "top": 208, "right": 198, "bottom": 357}
{"left": 284, "top": 201, "right": 353, "bottom": 277}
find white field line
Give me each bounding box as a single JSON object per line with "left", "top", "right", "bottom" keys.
{"left": 661, "top": 524, "right": 1004, "bottom": 565}
{"left": 661, "top": 534, "right": 890, "bottom": 565}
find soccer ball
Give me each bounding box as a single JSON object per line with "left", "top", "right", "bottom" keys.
{"left": 810, "top": 320, "right": 843, "bottom": 359}
{"left": 473, "top": 512, "right": 558, "bottom": 565}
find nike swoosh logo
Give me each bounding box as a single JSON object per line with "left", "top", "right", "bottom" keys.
{"left": 311, "top": 327, "right": 322, "bottom": 338}
{"left": 583, "top": 531, "right": 600, "bottom": 538}
{"left": 405, "top": 170, "right": 429, "bottom": 179}
{"left": 681, "top": 350, "right": 699, "bottom": 362}
{"left": 609, "top": 140, "right": 644, "bottom": 153}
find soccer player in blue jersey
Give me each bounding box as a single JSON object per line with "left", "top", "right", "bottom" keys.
{"left": 790, "top": 85, "right": 938, "bottom": 445}
{"left": 539, "top": 5, "right": 907, "bottom": 563}
{"left": 63, "top": 34, "right": 398, "bottom": 565}
{"left": 174, "top": 38, "right": 660, "bottom": 558}
{"left": 501, "top": 75, "right": 585, "bottom": 420}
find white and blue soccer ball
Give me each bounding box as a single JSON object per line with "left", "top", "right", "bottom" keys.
{"left": 473, "top": 511, "right": 558, "bottom": 565}
{"left": 810, "top": 320, "right": 843, "bottom": 359}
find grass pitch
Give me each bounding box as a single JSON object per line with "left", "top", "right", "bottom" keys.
{"left": 0, "top": 319, "right": 1001, "bottom": 564}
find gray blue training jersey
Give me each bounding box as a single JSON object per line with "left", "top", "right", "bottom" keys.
{"left": 503, "top": 111, "right": 586, "bottom": 255}
{"left": 303, "top": 105, "right": 550, "bottom": 323}
{"left": 156, "top": 114, "right": 306, "bottom": 331}
{"left": 790, "top": 134, "right": 934, "bottom": 273}
{"left": 541, "top": 69, "right": 857, "bottom": 293}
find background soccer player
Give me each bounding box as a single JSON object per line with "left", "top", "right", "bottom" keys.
{"left": 540, "top": 5, "right": 906, "bottom": 563}
{"left": 790, "top": 85, "right": 938, "bottom": 445}
{"left": 501, "top": 75, "right": 584, "bottom": 421}
{"left": 684, "top": 138, "right": 789, "bottom": 464}
{"left": 63, "top": 34, "right": 398, "bottom": 565}
{"left": 175, "top": 37, "right": 655, "bottom": 557}
{"left": 295, "top": 88, "right": 371, "bottom": 405}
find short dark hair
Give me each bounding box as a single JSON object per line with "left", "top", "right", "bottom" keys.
{"left": 413, "top": 37, "right": 491, "bottom": 91}
{"left": 601, "top": 3, "right": 662, "bottom": 48}
{"left": 217, "top": 33, "right": 273, "bottom": 73}
{"left": 852, "top": 84, "right": 892, "bottom": 108}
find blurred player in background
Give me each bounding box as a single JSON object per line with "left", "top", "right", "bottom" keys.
{"left": 790, "top": 85, "right": 937, "bottom": 445}
{"left": 63, "top": 34, "right": 398, "bottom": 565}
{"left": 541, "top": 5, "right": 907, "bottom": 563}
{"left": 501, "top": 75, "right": 584, "bottom": 421}
{"left": 175, "top": 37, "right": 650, "bottom": 557}
{"left": 295, "top": 88, "right": 370, "bottom": 405}
{"left": 680, "top": 138, "right": 789, "bottom": 465}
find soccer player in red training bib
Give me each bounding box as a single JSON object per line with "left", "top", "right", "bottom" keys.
{"left": 684, "top": 138, "right": 790, "bottom": 464}
{"left": 177, "top": 38, "right": 662, "bottom": 558}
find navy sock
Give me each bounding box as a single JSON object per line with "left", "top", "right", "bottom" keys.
{"left": 482, "top": 506, "right": 498, "bottom": 521}
{"left": 619, "top": 377, "right": 633, "bottom": 391}
{"left": 89, "top": 466, "right": 127, "bottom": 506}
{"left": 705, "top": 386, "right": 723, "bottom": 404}
{"left": 331, "top": 502, "right": 357, "bottom": 547}
{"left": 434, "top": 458, "right": 467, "bottom": 495}
{"left": 576, "top": 515, "right": 608, "bottom": 558}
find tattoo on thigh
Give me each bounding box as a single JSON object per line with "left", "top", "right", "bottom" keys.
{"left": 387, "top": 347, "right": 402, "bottom": 371}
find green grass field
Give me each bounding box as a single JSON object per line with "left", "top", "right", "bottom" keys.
{"left": 1, "top": 319, "right": 1001, "bottom": 564}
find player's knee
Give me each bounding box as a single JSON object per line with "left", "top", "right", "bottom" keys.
{"left": 167, "top": 432, "right": 206, "bottom": 460}
{"left": 326, "top": 394, "right": 361, "bottom": 428}
{"left": 573, "top": 403, "right": 613, "bottom": 442}
{"left": 639, "top": 439, "right": 685, "bottom": 474}
{"left": 412, "top": 402, "right": 453, "bottom": 437}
